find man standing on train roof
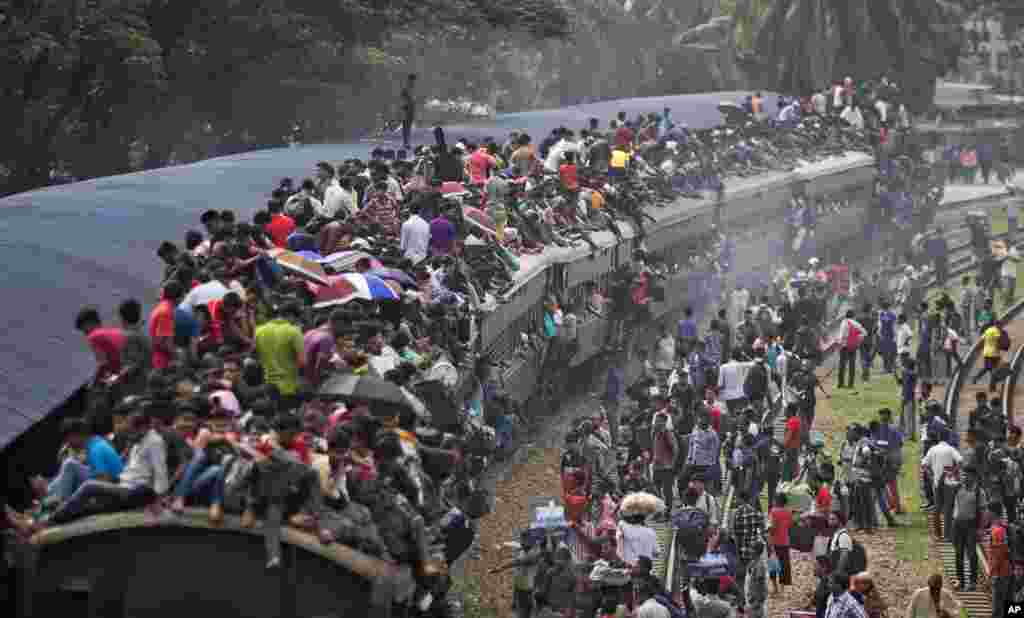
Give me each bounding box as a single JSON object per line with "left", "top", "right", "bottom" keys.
{"left": 400, "top": 73, "right": 416, "bottom": 150}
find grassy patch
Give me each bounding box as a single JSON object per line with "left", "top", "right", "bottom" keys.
{"left": 450, "top": 574, "right": 499, "bottom": 618}
{"left": 827, "top": 372, "right": 932, "bottom": 561}
{"left": 526, "top": 446, "right": 547, "bottom": 465}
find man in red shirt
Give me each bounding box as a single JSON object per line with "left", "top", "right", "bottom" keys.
{"left": 613, "top": 118, "right": 634, "bottom": 150}
{"left": 149, "top": 281, "right": 180, "bottom": 369}
{"left": 264, "top": 201, "right": 296, "bottom": 248}
{"left": 75, "top": 306, "right": 126, "bottom": 385}
{"left": 559, "top": 151, "right": 579, "bottom": 192}
{"left": 467, "top": 144, "right": 496, "bottom": 186}
{"left": 989, "top": 501, "right": 1011, "bottom": 614}
{"left": 783, "top": 403, "right": 802, "bottom": 481}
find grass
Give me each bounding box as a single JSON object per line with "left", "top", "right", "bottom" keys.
{"left": 826, "top": 372, "right": 933, "bottom": 563}
{"left": 526, "top": 446, "right": 546, "bottom": 465}
{"left": 450, "top": 574, "right": 499, "bottom": 618}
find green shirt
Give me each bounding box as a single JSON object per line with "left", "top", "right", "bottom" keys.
{"left": 255, "top": 319, "right": 304, "bottom": 395}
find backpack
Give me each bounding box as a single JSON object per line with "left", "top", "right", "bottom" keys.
{"left": 999, "top": 328, "right": 1012, "bottom": 351}
{"left": 845, "top": 320, "right": 865, "bottom": 350}
{"left": 673, "top": 507, "right": 710, "bottom": 559}
{"left": 829, "top": 529, "right": 867, "bottom": 575}
{"left": 743, "top": 361, "right": 769, "bottom": 401}
{"left": 954, "top": 485, "right": 980, "bottom": 522}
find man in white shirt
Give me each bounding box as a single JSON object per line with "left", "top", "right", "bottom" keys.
{"left": 874, "top": 98, "right": 889, "bottom": 125}
{"left": 718, "top": 350, "right": 752, "bottom": 415}
{"left": 319, "top": 174, "right": 345, "bottom": 219}
{"left": 840, "top": 105, "right": 864, "bottom": 130}
{"left": 836, "top": 310, "right": 866, "bottom": 389}
{"left": 543, "top": 130, "right": 581, "bottom": 173}
{"left": 400, "top": 205, "right": 431, "bottom": 264}
{"left": 653, "top": 326, "right": 676, "bottom": 374}
{"left": 812, "top": 89, "right": 828, "bottom": 116}
{"left": 364, "top": 325, "right": 401, "bottom": 378}
{"left": 730, "top": 286, "right": 750, "bottom": 326}
{"left": 922, "top": 437, "right": 962, "bottom": 543}
{"left": 179, "top": 261, "right": 242, "bottom": 311}
{"left": 896, "top": 314, "right": 914, "bottom": 361}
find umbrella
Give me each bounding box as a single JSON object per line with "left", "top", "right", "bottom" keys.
{"left": 310, "top": 273, "right": 401, "bottom": 308}
{"left": 441, "top": 181, "right": 469, "bottom": 197}
{"left": 319, "top": 374, "right": 428, "bottom": 419}
{"left": 296, "top": 250, "right": 323, "bottom": 262}
{"left": 269, "top": 248, "right": 330, "bottom": 285}
{"left": 462, "top": 206, "right": 497, "bottom": 237}
{"left": 366, "top": 267, "right": 417, "bottom": 288}
{"left": 319, "top": 250, "right": 384, "bottom": 273}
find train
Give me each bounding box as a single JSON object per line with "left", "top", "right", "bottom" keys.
{"left": 10, "top": 152, "right": 877, "bottom": 618}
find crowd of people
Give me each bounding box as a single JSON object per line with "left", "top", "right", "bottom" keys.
{"left": 3, "top": 69, "right": 1019, "bottom": 617}
{"left": 525, "top": 204, "right": 1024, "bottom": 617}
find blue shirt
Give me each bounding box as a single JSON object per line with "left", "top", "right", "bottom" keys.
{"left": 874, "top": 424, "right": 904, "bottom": 450}
{"left": 86, "top": 435, "right": 124, "bottom": 480}
{"left": 678, "top": 318, "right": 698, "bottom": 340}
{"left": 687, "top": 428, "right": 720, "bottom": 468}
{"left": 174, "top": 307, "right": 200, "bottom": 346}
{"left": 925, "top": 236, "right": 948, "bottom": 260}
{"left": 605, "top": 366, "right": 624, "bottom": 403}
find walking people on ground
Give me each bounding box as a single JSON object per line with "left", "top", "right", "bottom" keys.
{"left": 951, "top": 467, "right": 984, "bottom": 591}
{"left": 768, "top": 494, "right": 794, "bottom": 593}
{"left": 922, "top": 431, "right": 964, "bottom": 543}
{"left": 730, "top": 488, "right": 766, "bottom": 613}
{"left": 837, "top": 310, "right": 866, "bottom": 390}
{"left": 989, "top": 500, "right": 1012, "bottom": 617}
{"left": 651, "top": 410, "right": 678, "bottom": 520}
{"left": 973, "top": 319, "right": 1006, "bottom": 392}
{"left": 896, "top": 358, "right": 918, "bottom": 440}
{"left": 877, "top": 301, "right": 898, "bottom": 374}
{"left": 905, "top": 574, "right": 962, "bottom": 618}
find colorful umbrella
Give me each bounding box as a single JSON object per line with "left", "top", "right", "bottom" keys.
{"left": 310, "top": 273, "right": 401, "bottom": 308}
{"left": 269, "top": 248, "right": 329, "bottom": 285}
{"left": 462, "top": 206, "right": 496, "bottom": 237}
{"left": 318, "top": 374, "right": 428, "bottom": 419}
{"left": 366, "top": 267, "right": 417, "bottom": 288}
{"left": 296, "top": 250, "right": 323, "bottom": 262}
{"left": 318, "top": 250, "right": 384, "bottom": 273}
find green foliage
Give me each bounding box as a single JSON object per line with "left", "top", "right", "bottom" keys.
{"left": 0, "top": 0, "right": 570, "bottom": 195}
{"left": 752, "top": 0, "right": 965, "bottom": 108}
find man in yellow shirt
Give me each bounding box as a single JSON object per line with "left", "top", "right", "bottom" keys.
{"left": 609, "top": 146, "right": 630, "bottom": 181}
{"left": 255, "top": 301, "right": 306, "bottom": 411}
{"left": 973, "top": 320, "right": 1004, "bottom": 392}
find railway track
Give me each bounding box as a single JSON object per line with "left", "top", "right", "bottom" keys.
{"left": 936, "top": 303, "right": 1024, "bottom": 616}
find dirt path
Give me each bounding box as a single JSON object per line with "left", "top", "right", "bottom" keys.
{"left": 459, "top": 390, "right": 602, "bottom": 616}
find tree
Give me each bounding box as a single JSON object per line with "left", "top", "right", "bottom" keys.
{"left": 751, "top": 0, "right": 966, "bottom": 109}
{"left": 0, "top": 0, "right": 570, "bottom": 195}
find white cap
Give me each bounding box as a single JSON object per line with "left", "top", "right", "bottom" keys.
{"left": 808, "top": 257, "right": 820, "bottom": 266}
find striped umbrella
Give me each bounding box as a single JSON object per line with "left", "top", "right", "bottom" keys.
{"left": 268, "top": 248, "right": 329, "bottom": 285}
{"left": 309, "top": 273, "right": 400, "bottom": 309}
{"left": 318, "top": 250, "right": 384, "bottom": 273}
